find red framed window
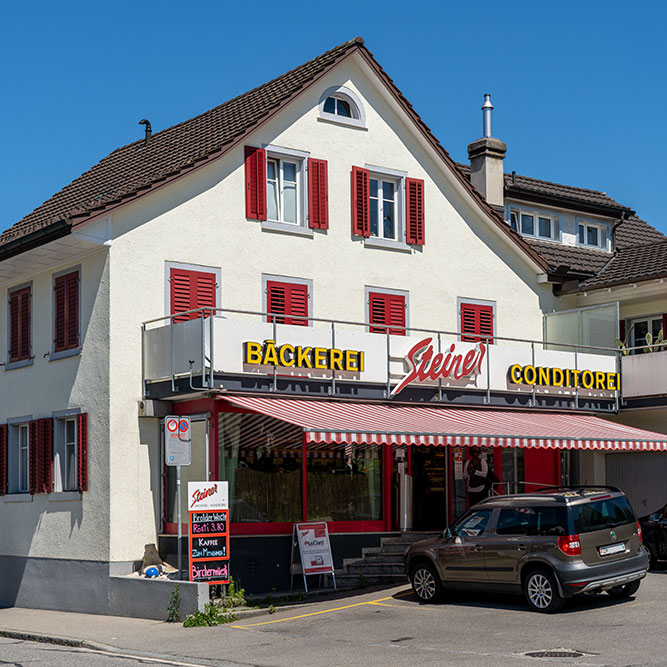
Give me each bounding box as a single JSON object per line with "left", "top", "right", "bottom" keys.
{"left": 266, "top": 281, "right": 309, "bottom": 326}
{"left": 54, "top": 271, "right": 79, "bottom": 352}
{"left": 9, "top": 286, "right": 31, "bottom": 362}
{"left": 170, "top": 268, "right": 217, "bottom": 322}
{"left": 368, "top": 291, "right": 406, "bottom": 336}
{"left": 460, "top": 302, "right": 494, "bottom": 343}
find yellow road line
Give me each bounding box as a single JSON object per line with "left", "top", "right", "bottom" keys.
{"left": 230, "top": 590, "right": 416, "bottom": 629}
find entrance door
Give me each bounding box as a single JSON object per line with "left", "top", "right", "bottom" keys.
{"left": 412, "top": 447, "right": 447, "bottom": 530}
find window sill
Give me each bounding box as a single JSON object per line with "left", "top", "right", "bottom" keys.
{"left": 2, "top": 494, "right": 33, "bottom": 503}
{"left": 5, "top": 359, "right": 33, "bottom": 371}
{"left": 49, "top": 347, "right": 82, "bottom": 362}
{"left": 317, "top": 115, "right": 367, "bottom": 130}
{"left": 364, "top": 237, "right": 412, "bottom": 253}
{"left": 261, "top": 220, "right": 314, "bottom": 238}
{"left": 48, "top": 491, "right": 82, "bottom": 502}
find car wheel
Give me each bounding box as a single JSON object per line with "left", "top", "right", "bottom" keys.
{"left": 607, "top": 580, "right": 641, "bottom": 599}
{"left": 410, "top": 561, "right": 443, "bottom": 603}
{"left": 523, "top": 569, "right": 564, "bottom": 613}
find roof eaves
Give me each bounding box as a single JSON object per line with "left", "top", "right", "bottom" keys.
{"left": 505, "top": 187, "right": 634, "bottom": 218}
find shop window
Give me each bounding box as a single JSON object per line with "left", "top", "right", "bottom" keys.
{"left": 459, "top": 300, "right": 494, "bottom": 344}
{"left": 501, "top": 448, "right": 524, "bottom": 495}
{"left": 8, "top": 284, "right": 31, "bottom": 366}
{"left": 218, "top": 412, "right": 302, "bottom": 524}
{"left": 367, "top": 290, "right": 407, "bottom": 335}
{"left": 306, "top": 442, "right": 382, "bottom": 522}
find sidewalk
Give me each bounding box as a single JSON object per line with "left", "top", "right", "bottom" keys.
{"left": 0, "top": 584, "right": 406, "bottom": 664}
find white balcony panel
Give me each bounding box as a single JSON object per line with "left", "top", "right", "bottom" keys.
{"left": 622, "top": 351, "right": 667, "bottom": 398}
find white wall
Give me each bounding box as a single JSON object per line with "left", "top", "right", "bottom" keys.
{"left": 0, "top": 250, "right": 111, "bottom": 561}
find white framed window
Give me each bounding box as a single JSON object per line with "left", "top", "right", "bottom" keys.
{"left": 318, "top": 86, "right": 366, "bottom": 129}
{"left": 577, "top": 219, "right": 607, "bottom": 249}
{"left": 509, "top": 207, "right": 558, "bottom": 241}
{"left": 370, "top": 176, "right": 399, "bottom": 241}
{"left": 261, "top": 145, "right": 310, "bottom": 236}
{"left": 17, "top": 423, "right": 29, "bottom": 493}
{"left": 52, "top": 417, "right": 78, "bottom": 493}
{"left": 267, "top": 157, "right": 300, "bottom": 225}
{"left": 629, "top": 315, "right": 664, "bottom": 352}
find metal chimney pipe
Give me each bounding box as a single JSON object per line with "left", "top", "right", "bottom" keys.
{"left": 482, "top": 93, "right": 493, "bottom": 138}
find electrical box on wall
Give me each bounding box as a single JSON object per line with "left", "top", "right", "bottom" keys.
{"left": 138, "top": 399, "right": 172, "bottom": 418}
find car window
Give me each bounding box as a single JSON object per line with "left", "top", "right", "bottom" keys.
{"left": 572, "top": 496, "right": 635, "bottom": 534}
{"left": 454, "top": 509, "right": 493, "bottom": 537}
{"left": 528, "top": 506, "right": 568, "bottom": 536}
{"left": 496, "top": 507, "right": 535, "bottom": 535}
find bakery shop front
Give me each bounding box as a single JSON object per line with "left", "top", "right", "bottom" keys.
{"left": 143, "top": 312, "right": 667, "bottom": 591}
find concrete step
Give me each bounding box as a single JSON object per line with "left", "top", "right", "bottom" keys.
{"left": 381, "top": 532, "right": 439, "bottom": 546}
{"left": 334, "top": 572, "right": 409, "bottom": 588}
{"left": 342, "top": 554, "right": 405, "bottom": 569}
{"left": 344, "top": 562, "right": 406, "bottom": 575}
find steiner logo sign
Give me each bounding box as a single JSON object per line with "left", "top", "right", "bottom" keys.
{"left": 391, "top": 337, "right": 486, "bottom": 396}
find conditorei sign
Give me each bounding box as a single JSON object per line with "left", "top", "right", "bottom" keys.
{"left": 508, "top": 364, "right": 621, "bottom": 391}
{"left": 245, "top": 340, "right": 365, "bottom": 372}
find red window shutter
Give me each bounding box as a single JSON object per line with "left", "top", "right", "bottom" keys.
{"left": 267, "top": 281, "right": 309, "bottom": 326}
{"left": 619, "top": 319, "right": 626, "bottom": 342}
{"left": 351, "top": 166, "right": 370, "bottom": 237}
{"left": 245, "top": 146, "right": 267, "bottom": 221}
{"left": 54, "top": 272, "right": 79, "bottom": 352}
{"left": 9, "top": 287, "right": 31, "bottom": 362}
{"left": 29, "top": 420, "right": 39, "bottom": 495}
{"left": 38, "top": 418, "right": 53, "bottom": 494}
{"left": 308, "top": 158, "right": 329, "bottom": 229}
{"left": 369, "top": 292, "right": 406, "bottom": 336}
{"left": 460, "top": 303, "right": 494, "bottom": 343}
{"left": 662, "top": 314, "right": 667, "bottom": 338}
{"left": 169, "top": 268, "right": 217, "bottom": 322}
{"left": 405, "top": 178, "right": 425, "bottom": 245}
{"left": 77, "top": 413, "right": 89, "bottom": 493}
{"left": 0, "top": 424, "right": 7, "bottom": 496}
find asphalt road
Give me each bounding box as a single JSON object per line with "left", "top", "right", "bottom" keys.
{"left": 1, "top": 571, "right": 666, "bottom": 667}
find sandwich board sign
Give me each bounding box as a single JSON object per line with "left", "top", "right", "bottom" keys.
{"left": 165, "top": 416, "right": 191, "bottom": 466}
{"left": 291, "top": 522, "right": 336, "bottom": 592}
{"left": 188, "top": 481, "right": 229, "bottom": 585}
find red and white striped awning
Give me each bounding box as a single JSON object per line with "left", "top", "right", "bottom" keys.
{"left": 219, "top": 396, "right": 667, "bottom": 451}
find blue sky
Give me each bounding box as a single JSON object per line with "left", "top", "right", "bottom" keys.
{"left": 2, "top": 1, "right": 665, "bottom": 235}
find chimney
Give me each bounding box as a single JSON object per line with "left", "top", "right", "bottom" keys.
{"left": 467, "top": 94, "right": 506, "bottom": 209}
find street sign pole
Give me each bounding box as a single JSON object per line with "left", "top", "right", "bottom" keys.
{"left": 177, "top": 464, "right": 182, "bottom": 580}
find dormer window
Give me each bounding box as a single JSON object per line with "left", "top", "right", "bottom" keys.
{"left": 318, "top": 86, "right": 365, "bottom": 128}
{"left": 577, "top": 219, "right": 607, "bottom": 249}
{"left": 509, "top": 207, "right": 559, "bottom": 241}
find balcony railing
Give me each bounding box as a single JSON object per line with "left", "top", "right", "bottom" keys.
{"left": 141, "top": 308, "right": 631, "bottom": 407}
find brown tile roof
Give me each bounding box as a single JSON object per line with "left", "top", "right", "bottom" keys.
{"left": 523, "top": 239, "right": 612, "bottom": 276}
{"left": 0, "top": 38, "right": 364, "bottom": 248}
{"left": 0, "top": 37, "right": 550, "bottom": 272}
{"left": 615, "top": 215, "right": 667, "bottom": 248}
{"left": 564, "top": 240, "right": 667, "bottom": 292}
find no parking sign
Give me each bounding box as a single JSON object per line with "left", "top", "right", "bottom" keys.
{"left": 165, "top": 416, "right": 191, "bottom": 466}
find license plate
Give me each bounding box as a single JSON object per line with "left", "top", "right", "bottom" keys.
{"left": 599, "top": 542, "right": 625, "bottom": 556}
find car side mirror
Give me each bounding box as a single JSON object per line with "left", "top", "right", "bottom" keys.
{"left": 443, "top": 527, "right": 452, "bottom": 539}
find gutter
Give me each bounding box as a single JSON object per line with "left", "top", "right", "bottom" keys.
{"left": 0, "top": 219, "right": 71, "bottom": 263}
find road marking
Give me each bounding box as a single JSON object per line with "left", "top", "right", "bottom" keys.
{"left": 231, "top": 592, "right": 412, "bottom": 629}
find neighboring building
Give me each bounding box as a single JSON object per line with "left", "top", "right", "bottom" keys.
{"left": 1, "top": 37, "right": 665, "bottom": 616}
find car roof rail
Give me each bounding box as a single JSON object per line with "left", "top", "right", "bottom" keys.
{"left": 536, "top": 485, "right": 623, "bottom": 495}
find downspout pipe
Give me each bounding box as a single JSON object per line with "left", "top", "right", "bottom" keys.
{"left": 611, "top": 211, "right": 627, "bottom": 254}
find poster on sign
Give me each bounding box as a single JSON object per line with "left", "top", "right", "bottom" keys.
{"left": 188, "top": 481, "right": 229, "bottom": 585}
{"left": 293, "top": 522, "right": 335, "bottom": 592}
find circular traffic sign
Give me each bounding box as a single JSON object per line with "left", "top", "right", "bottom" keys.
{"left": 166, "top": 418, "right": 178, "bottom": 433}
{"left": 179, "top": 419, "right": 189, "bottom": 432}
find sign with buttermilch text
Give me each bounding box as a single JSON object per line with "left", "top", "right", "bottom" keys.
{"left": 188, "top": 481, "right": 229, "bottom": 585}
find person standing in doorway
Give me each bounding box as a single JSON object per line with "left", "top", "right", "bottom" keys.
{"left": 464, "top": 447, "right": 488, "bottom": 507}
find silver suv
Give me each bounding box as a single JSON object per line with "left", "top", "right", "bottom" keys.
{"left": 405, "top": 486, "right": 650, "bottom": 612}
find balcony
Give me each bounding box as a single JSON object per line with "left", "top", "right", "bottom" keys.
{"left": 621, "top": 349, "right": 667, "bottom": 399}
{"left": 142, "top": 308, "right": 623, "bottom": 411}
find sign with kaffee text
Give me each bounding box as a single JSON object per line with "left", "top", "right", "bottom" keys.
{"left": 188, "top": 481, "right": 229, "bottom": 585}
